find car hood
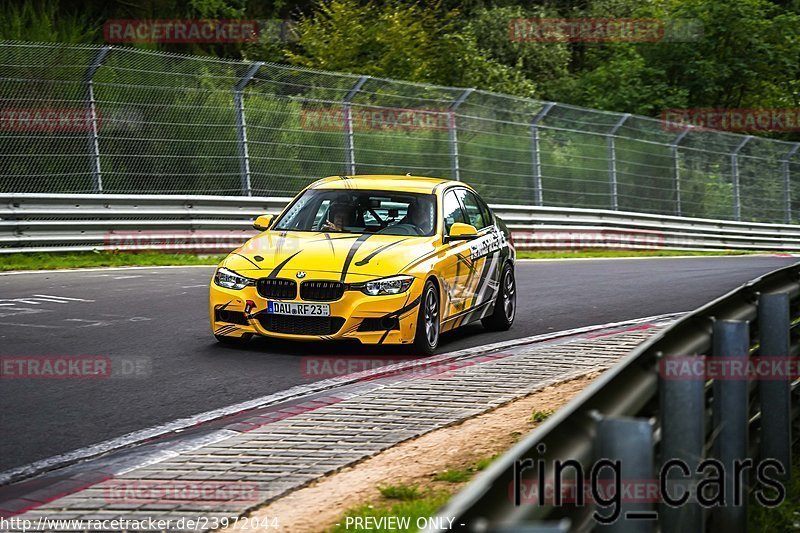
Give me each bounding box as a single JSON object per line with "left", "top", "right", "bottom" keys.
{"left": 222, "top": 231, "right": 438, "bottom": 280}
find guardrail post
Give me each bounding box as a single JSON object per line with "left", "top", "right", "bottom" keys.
{"left": 670, "top": 127, "right": 690, "bottom": 217}
{"left": 234, "top": 61, "right": 263, "bottom": 196}
{"left": 343, "top": 75, "right": 369, "bottom": 176}
{"left": 594, "top": 416, "right": 654, "bottom": 532}
{"left": 448, "top": 88, "right": 474, "bottom": 182}
{"left": 607, "top": 114, "right": 630, "bottom": 211}
{"left": 758, "top": 292, "right": 791, "bottom": 480}
{"left": 531, "top": 102, "right": 555, "bottom": 206}
{"left": 659, "top": 353, "right": 705, "bottom": 531}
{"left": 730, "top": 136, "right": 752, "bottom": 221}
{"left": 711, "top": 319, "right": 749, "bottom": 532}
{"left": 781, "top": 143, "right": 800, "bottom": 223}
{"left": 84, "top": 45, "right": 111, "bottom": 193}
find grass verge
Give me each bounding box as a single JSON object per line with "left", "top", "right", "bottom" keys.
{"left": 516, "top": 250, "right": 768, "bottom": 259}
{"left": 327, "top": 456, "right": 499, "bottom": 532}
{"left": 0, "top": 249, "right": 775, "bottom": 272}
{"left": 0, "top": 252, "right": 224, "bottom": 271}
{"left": 749, "top": 449, "right": 800, "bottom": 531}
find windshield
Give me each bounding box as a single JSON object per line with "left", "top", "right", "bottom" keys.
{"left": 274, "top": 189, "right": 437, "bottom": 236}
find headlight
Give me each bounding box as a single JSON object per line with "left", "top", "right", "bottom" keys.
{"left": 362, "top": 275, "right": 414, "bottom": 296}
{"left": 214, "top": 267, "right": 254, "bottom": 290}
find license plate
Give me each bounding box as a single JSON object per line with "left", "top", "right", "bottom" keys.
{"left": 267, "top": 301, "right": 330, "bottom": 317}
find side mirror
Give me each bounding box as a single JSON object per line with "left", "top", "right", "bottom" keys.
{"left": 447, "top": 222, "right": 478, "bottom": 241}
{"left": 253, "top": 214, "right": 274, "bottom": 231}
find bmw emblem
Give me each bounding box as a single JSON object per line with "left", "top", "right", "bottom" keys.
{"left": 296, "top": 271, "right": 306, "bottom": 279}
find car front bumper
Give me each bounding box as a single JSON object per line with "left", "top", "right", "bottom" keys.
{"left": 209, "top": 277, "right": 423, "bottom": 345}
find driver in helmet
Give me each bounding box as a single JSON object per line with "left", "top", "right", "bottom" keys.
{"left": 401, "top": 199, "right": 434, "bottom": 235}
{"left": 322, "top": 200, "right": 355, "bottom": 232}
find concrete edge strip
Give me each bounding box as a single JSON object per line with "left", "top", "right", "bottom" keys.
{"left": 0, "top": 312, "right": 684, "bottom": 487}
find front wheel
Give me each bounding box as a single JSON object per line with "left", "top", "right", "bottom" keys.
{"left": 412, "top": 279, "right": 440, "bottom": 355}
{"left": 482, "top": 262, "right": 515, "bottom": 331}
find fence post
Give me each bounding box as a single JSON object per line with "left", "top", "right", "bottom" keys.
{"left": 671, "top": 127, "right": 690, "bottom": 217}
{"left": 781, "top": 143, "right": 800, "bottom": 223}
{"left": 343, "top": 75, "right": 369, "bottom": 176}
{"left": 84, "top": 45, "right": 111, "bottom": 193}
{"left": 531, "top": 102, "right": 555, "bottom": 206}
{"left": 594, "top": 416, "right": 655, "bottom": 533}
{"left": 607, "top": 114, "right": 630, "bottom": 211}
{"left": 758, "top": 292, "right": 792, "bottom": 480}
{"left": 234, "top": 61, "right": 263, "bottom": 196}
{"left": 448, "top": 88, "right": 474, "bottom": 182}
{"left": 711, "top": 320, "right": 749, "bottom": 533}
{"left": 659, "top": 353, "right": 705, "bottom": 531}
{"left": 730, "top": 136, "right": 751, "bottom": 221}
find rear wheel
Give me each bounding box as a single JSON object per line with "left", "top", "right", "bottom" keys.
{"left": 412, "top": 279, "right": 440, "bottom": 355}
{"left": 214, "top": 333, "right": 253, "bottom": 346}
{"left": 482, "top": 262, "right": 515, "bottom": 331}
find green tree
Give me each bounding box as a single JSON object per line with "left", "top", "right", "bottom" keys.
{"left": 260, "top": 0, "right": 537, "bottom": 96}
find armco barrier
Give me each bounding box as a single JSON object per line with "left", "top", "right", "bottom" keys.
{"left": 425, "top": 263, "right": 800, "bottom": 532}
{"left": 2, "top": 193, "right": 800, "bottom": 254}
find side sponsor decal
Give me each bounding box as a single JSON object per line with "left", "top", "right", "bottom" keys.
{"left": 468, "top": 226, "right": 506, "bottom": 261}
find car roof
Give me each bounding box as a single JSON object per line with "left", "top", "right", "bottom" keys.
{"left": 310, "top": 175, "right": 464, "bottom": 194}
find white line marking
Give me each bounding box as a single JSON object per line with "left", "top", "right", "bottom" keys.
{"left": 32, "top": 294, "right": 95, "bottom": 302}
{"left": 0, "top": 265, "right": 216, "bottom": 276}
{"left": 113, "top": 275, "right": 144, "bottom": 280}
{"left": 0, "top": 322, "right": 62, "bottom": 329}
{"left": 0, "top": 312, "right": 683, "bottom": 486}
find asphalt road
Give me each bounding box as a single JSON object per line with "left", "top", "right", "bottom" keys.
{"left": 0, "top": 255, "right": 795, "bottom": 471}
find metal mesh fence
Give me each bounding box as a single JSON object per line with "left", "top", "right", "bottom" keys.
{"left": 2, "top": 41, "right": 799, "bottom": 223}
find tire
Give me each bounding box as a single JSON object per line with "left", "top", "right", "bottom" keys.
{"left": 214, "top": 333, "right": 253, "bottom": 346}
{"left": 482, "top": 262, "right": 516, "bottom": 331}
{"left": 412, "top": 279, "right": 440, "bottom": 355}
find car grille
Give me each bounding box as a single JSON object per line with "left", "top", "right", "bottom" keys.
{"left": 300, "top": 281, "right": 345, "bottom": 301}
{"left": 257, "top": 315, "right": 345, "bottom": 336}
{"left": 257, "top": 278, "right": 296, "bottom": 300}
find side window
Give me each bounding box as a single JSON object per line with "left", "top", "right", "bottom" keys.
{"left": 477, "top": 195, "right": 493, "bottom": 227}
{"left": 442, "top": 190, "right": 467, "bottom": 234}
{"left": 312, "top": 199, "right": 331, "bottom": 230}
{"left": 456, "top": 189, "right": 488, "bottom": 230}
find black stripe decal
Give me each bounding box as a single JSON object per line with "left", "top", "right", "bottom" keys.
{"left": 377, "top": 294, "right": 421, "bottom": 345}
{"left": 469, "top": 251, "right": 496, "bottom": 310}
{"left": 355, "top": 238, "right": 409, "bottom": 267}
{"left": 233, "top": 253, "right": 262, "bottom": 269}
{"left": 309, "top": 235, "right": 360, "bottom": 242}
{"left": 340, "top": 234, "right": 371, "bottom": 282}
{"left": 268, "top": 250, "right": 302, "bottom": 279}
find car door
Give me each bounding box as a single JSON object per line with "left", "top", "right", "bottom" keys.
{"left": 453, "top": 188, "right": 500, "bottom": 317}
{"left": 438, "top": 188, "right": 474, "bottom": 325}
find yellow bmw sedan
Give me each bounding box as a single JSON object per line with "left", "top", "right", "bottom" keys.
{"left": 209, "top": 175, "right": 516, "bottom": 354}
